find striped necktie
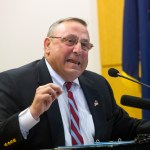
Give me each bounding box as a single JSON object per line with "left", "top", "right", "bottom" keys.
{"left": 65, "top": 82, "right": 84, "bottom": 145}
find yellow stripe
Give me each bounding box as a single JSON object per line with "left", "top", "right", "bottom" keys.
{"left": 97, "top": 0, "right": 142, "bottom": 118}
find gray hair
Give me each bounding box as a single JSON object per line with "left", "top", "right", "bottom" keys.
{"left": 47, "top": 17, "right": 87, "bottom": 37}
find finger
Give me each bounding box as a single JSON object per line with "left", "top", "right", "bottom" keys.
{"left": 49, "top": 89, "right": 62, "bottom": 101}
{"left": 48, "top": 83, "right": 62, "bottom": 95}
{"left": 36, "top": 86, "right": 53, "bottom": 96}
{"left": 37, "top": 83, "right": 62, "bottom": 94}
{"left": 36, "top": 83, "right": 62, "bottom": 101}
{"left": 41, "top": 83, "right": 62, "bottom": 98}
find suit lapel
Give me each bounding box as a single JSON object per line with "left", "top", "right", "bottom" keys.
{"left": 36, "top": 58, "right": 65, "bottom": 146}
{"left": 79, "top": 74, "right": 107, "bottom": 141}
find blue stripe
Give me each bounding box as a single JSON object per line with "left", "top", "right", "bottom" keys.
{"left": 70, "top": 114, "right": 80, "bottom": 133}
{"left": 68, "top": 98, "right": 79, "bottom": 115}
{"left": 71, "top": 130, "right": 82, "bottom": 145}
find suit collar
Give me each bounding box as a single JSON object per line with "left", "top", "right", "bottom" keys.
{"left": 36, "top": 58, "right": 53, "bottom": 85}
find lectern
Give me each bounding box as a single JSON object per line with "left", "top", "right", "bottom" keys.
{"left": 39, "top": 140, "right": 150, "bottom": 150}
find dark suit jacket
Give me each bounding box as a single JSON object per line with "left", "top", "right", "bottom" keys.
{"left": 0, "top": 58, "right": 149, "bottom": 150}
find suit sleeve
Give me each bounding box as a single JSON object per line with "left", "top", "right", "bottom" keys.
{"left": 0, "top": 72, "right": 24, "bottom": 149}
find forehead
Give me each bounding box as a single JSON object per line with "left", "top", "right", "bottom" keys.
{"left": 54, "top": 21, "right": 90, "bottom": 38}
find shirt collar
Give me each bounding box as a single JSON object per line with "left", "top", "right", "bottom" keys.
{"left": 45, "top": 59, "right": 80, "bottom": 87}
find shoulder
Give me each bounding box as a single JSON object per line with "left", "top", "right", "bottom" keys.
{"left": 79, "top": 70, "right": 111, "bottom": 89}
{"left": 0, "top": 59, "right": 41, "bottom": 76}
{"left": 81, "top": 70, "right": 107, "bottom": 82}
{"left": 0, "top": 59, "right": 43, "bottom": 83}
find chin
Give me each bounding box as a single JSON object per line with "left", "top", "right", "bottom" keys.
{"left": 65, "top": 70, "right": 81, "bottom": 81}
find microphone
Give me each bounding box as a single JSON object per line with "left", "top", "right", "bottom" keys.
{"left": 108, "top": 68, "right": 150, "bottom": 88}
{"left": 121, "top": 95, "right": 150, "bottom": 110}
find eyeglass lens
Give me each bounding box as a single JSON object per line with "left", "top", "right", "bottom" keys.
{"left": 61, "top": 35, "right": 93, "bottom": 51}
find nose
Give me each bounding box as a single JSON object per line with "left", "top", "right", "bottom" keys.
{"left": 73, "top": 42, "right": 82, "bottom": 55}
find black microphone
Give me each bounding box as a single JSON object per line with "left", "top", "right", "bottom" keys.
{"left": 121, "top": 95, "right": 150, "bottom": 110}
{"left": 108, "top": 68, "right": 150, "bottom": 88}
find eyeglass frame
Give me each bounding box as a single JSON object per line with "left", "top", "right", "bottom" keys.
{"left": 49, "top": 34, "right": 94, "bottom": 51}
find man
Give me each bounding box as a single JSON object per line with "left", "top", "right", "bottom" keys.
{"left": 0, "top": 17, "right": 150, "bottom": 150}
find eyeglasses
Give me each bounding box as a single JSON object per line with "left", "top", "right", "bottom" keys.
{"left": 49, "top": 34, "right": 93, "bottom": 51}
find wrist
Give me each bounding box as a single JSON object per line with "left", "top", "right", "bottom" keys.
{"left": 29, "top": 107, "right": 40, "bottom": 120}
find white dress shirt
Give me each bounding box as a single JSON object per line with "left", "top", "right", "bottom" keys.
{"left": 19, "top": 59, "right": 95, "bottom": 145}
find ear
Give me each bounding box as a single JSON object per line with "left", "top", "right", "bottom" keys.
{"left": 44, "top": 37, "right": 51, "bottom": 54}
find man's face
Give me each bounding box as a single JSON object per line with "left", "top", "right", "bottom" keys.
{"left": 44, "top": 21, "right": 91, "bottom": 81}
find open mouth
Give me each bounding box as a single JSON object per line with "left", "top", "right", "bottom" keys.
{"left": 67, "top": 59, "right": 80, "bottom": 65}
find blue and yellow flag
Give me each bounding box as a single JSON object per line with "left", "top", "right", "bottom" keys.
{"left": 97, "top": 0, "right": 141, "bottom": 119}
{"left": 122, "top": 0, "right": 150, "bottom": 119}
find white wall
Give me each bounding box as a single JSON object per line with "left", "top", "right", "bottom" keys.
{"left": 0, "top": 0, "right": 101, "bottom": 73}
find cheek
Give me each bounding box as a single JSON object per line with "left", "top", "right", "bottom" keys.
{"left": 82, "top": 53, "right": 88, "bottom": 63}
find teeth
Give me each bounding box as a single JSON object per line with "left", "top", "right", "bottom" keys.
{"left": 67, "top": 59, "right": 80, "bottom": 65}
